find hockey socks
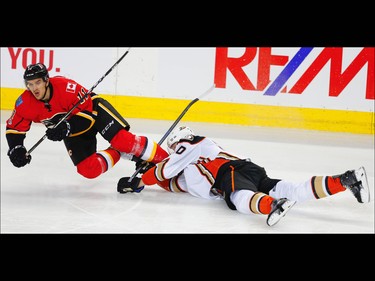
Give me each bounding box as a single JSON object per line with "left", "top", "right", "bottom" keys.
{"left": 249, "top": 192, "right": 274, "bottom": 215}
{"left": 111, "top": 130, "right": 168, "bottom": 163}
{"left": 311, "top": 176, "right": 346, "bottom": 199}
{"left": 77, "top": 147, "right": 121, "bottom": 179}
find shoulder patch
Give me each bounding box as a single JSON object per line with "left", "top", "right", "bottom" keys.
{"left": 15, "top": 96, "right": 23, "bottom": 107}
{"left": 66, "top": 82, "right": 77, "bottom": 93}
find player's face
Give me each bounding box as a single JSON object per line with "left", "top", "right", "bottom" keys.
{"left": 25, "top": 78, "right": 48, "bottom": 100}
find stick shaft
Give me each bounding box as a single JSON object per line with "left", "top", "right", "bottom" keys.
{"left": 128, "top": 84, "right": 215, "bottom": 181}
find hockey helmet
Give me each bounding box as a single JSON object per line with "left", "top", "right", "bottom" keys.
{"left": 23, "top": 63, "right": 49, "bottom": 82}
{"left": 167, "top": 126, "right": 195, "bottom": 153}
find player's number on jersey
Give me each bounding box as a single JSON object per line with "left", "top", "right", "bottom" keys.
{"left": 175, "top": 146, "right": 186, "bottom": 155}
{"left": 77, "top": 89, "right": 89, "bottom": 104}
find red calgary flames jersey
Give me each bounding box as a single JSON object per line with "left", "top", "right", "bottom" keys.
{"left": 6, "top": 76, "right": 93, "bottom": 133}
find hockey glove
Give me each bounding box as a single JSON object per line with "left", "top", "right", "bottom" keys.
{"left": 117, "top": 177, "right": 144, "bottom": 194}
{"left": 46, "top": 120, "right": 71, "bottom": 141}
{"left": 8, "top": 145, "right": 32, "bottom": 168}
{"left": 132, "top": 155, "right": 155, "bottom": 174}
{"left": 136, "top": 160, "right": 155, "bottom": 174}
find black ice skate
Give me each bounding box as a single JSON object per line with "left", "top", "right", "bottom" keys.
{"left": 266, "top": 198, "right": 296, "bottom": 226}
{"left": 336, "top": 166, "right": 370, "bottom": 203}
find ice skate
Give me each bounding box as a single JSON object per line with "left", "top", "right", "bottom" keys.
{"left": 337, "top": 166, "right": 370, "bottom": 203}
{"left": 266, "top": 198, "right": 296, "bottom": 226}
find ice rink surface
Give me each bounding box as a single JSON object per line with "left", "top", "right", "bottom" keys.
{"left": 1, "top": 110, "right": 374, "bottom": 234}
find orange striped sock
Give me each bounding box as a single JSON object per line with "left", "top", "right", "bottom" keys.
{"left": 249, "top": 192, "right": 274, "bottom": 215}
{"left": 327, "top": 176, "right": 346, "bottom": 194}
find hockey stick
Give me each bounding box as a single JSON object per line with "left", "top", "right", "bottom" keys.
{"left": 127, "top": 83, "right": 216, "bottom": 182}
{"left": 26, "top": 48, "right": 131, "bottom": 156}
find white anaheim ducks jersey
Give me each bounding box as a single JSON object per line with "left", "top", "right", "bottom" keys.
{"left": 150, "top": 136, "right": 243, "bottom": 200}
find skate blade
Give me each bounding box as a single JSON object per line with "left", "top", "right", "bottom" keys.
{"left": 355, "top": 166, "right": 371, "bottom": 203}
{"left": 267, "top": 200, "right": 296, "bottom": 227}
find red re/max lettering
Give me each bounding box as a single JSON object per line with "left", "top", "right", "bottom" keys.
{"left": 214, "top": 47, "right": 374, "bottom": 100}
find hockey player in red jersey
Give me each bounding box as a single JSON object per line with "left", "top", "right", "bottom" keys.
{"left": 5, "top": 63, "right": 169, "bottom": 179}
{"left": 117, "top": 126, "right": 371, "bottom": 226}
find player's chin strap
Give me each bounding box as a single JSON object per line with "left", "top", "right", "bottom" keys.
{"left": 127, "top": 83, "right": 216, "bottom": 182}
{"left": 26, "top": 48, "right": 132, "bottom": 157}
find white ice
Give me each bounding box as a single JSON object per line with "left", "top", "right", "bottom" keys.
{"left": 1, "top": 110, "right": 374, "bottom": 233}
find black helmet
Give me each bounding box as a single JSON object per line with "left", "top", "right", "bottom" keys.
{"left": 23, "top": 63, "right": 49, "bottom": 81}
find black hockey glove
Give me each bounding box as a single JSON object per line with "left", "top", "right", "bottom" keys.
{"left": 8, "top": 145, "right": 32, "bottom": 168}
{"left": 132, "top": 155, "right": 155, "bottom": 174}
{"left": 136, "top": 161, "right": 155, "bottom": 174}
{"left": 117, "top": 177, "right": 144, "bottom": 194}
{"left": 46, "top": 120, "right": 71, "bottom": 141}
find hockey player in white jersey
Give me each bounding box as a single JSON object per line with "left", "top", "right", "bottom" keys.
{"left": 117, "top": 126, "right": 371, "bottom": 226}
